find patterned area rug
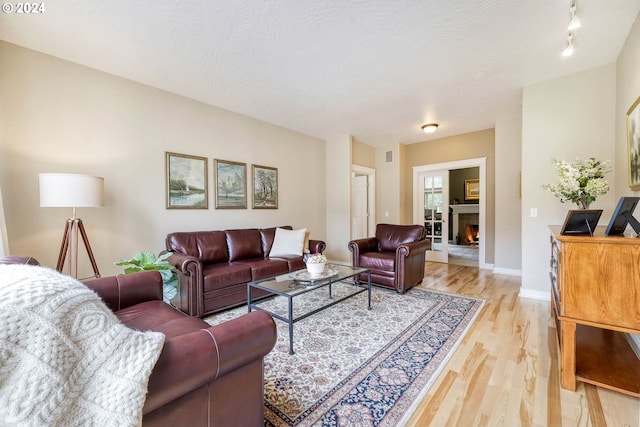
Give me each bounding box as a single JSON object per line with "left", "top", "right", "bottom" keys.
{"left": 205, "top": 283, "right": 484, "bottom": 426}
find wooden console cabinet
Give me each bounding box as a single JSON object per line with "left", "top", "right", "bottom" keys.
{"left": 549, "top": 226, "right": 640, "bottom": 397}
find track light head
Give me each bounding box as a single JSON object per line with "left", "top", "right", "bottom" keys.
{"left": 562, "top": 33, "right": 575, "bottom": 57}
{"left": 568, "top": 5, "right": 581, "bottom": 30}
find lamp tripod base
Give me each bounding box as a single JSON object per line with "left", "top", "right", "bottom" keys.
{"left": 56, "top": 218, "right": 100, "bottom": 279}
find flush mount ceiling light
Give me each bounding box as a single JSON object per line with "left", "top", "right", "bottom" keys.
{"left": 562, "top": 32, "right": 575, "bottom": 57}
{"left": 421, "top": 123, "right": 439, "bottom": 134}
{"left": 568, "top": 1, "right": 581, "bottom": 31}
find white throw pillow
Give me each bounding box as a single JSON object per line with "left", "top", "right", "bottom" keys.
{"left": 269, "top": 227, "right": 307, "bottom": 257}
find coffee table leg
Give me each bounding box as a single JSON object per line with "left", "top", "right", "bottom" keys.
{"left": 288, "top": 297, "right": 295, "bottom": 355}
{"left": 367, "top": 271, "right": 371, "bottom": 310}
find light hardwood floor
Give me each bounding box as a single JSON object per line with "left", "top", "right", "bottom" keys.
{"left": 405, "top": 262, "right": 640, "bottom": 427}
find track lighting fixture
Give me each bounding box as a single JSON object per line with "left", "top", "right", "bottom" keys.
{"left": 562, "top": 1, "right": 580, "bottom": 57}
{"left": 568, "top": 2, "right": 581, "bottom": 31}
{"left": 562, "top": 33, "right": 575, "bottom": 57}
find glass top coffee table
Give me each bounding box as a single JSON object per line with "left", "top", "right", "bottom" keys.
{"left": 248, "top": 263, "right": 371, "bottom": 354}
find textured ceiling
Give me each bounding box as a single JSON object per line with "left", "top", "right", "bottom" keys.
{"left": 1, "top": 0, "right": 639, "bottom": 146}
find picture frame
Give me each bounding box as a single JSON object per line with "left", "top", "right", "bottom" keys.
{"left": 627, "top": 95, "right": 640, "bottom": 190}
{"left": 464, "top": 179, "right": 480, "bottom": 201}
{"left": 165, "top": 152, "right": 208, "bottom": 209}
{"left": 214, "top": 159, "right": 247, "bottom": 209}
{"left": 252, "top": 164, "right": 278, "bottom": 209}
{"left": 560, "top": 209, "right": 603, "bottom": 236}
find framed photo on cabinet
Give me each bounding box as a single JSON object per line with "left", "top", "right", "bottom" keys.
{"left": 165, "top": 152, "right": 208, "bottom": 209}
{"left": 214, "top": 159, "right": 247, "bottom": 209}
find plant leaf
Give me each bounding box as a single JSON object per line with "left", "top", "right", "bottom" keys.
{"left": 157, "top": 252, "right": 173, "bottom": 262}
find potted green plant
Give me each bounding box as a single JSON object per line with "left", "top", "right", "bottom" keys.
{"left": 114, "top": 251, "right": 177, "bottom": 302}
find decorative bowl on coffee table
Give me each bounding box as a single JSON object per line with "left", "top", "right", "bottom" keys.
{"left": 306, "top": 262, "right": 326, "bottom": 276}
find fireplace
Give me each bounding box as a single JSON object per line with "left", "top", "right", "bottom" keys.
{"left": 465, "top": 224, "right": 479, "bottom": 247}
{"left": 454, "top": 208, "right": 479, "bottom": 246}
{"left": 450, "top": 204, "right": 479, "bottom": 245}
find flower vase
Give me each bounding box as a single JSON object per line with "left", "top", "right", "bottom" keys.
{"left": 306, "top": 262, "right": 326, "bottom": 276}
{"left": 576, "top": 198, "right": 592, "bottom": 210}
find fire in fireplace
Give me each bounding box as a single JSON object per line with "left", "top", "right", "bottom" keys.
{"left": 465, "top": 224, "right": 479, "bottom": 247}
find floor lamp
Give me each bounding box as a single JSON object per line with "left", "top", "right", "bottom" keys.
{"left": 39, "top": 173, "right": 104, "bottom": 279}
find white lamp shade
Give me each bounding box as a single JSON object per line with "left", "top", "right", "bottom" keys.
{"left": 39, "top": 173, "right": 104, "bottom": 208}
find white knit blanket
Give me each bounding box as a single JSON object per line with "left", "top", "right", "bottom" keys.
{"left": 0, "top": 265, "right": 165, "bottom": 427}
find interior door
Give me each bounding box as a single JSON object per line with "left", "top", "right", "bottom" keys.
{"left": 420, "top": 170, "right": 449, "bottom": 263}
{"left": 351, "top": 174, "right": 368, "bottom": 240}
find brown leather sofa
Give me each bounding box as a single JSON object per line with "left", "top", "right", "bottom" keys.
{"left": 348, "top": 223, "right": 431, "bottom": 293}
{"left": 165, "top": 226, "right": 326, "bottom": 317}
{"left": 1, "top": 256, "right": 277, "bottom": 427}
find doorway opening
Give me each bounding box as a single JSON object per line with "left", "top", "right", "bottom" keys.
{"left": 413, "top": 158, "right": 487, "bottom": 268}
{"left": 351, "top": 165, "right": 376, "bottom": 241}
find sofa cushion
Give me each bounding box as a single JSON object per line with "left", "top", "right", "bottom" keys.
{"left": 166, "top": 232, "right": 200, "bottom": 258}
{"left": 303, "top": 230, "right": 311, "bottom": 254}
{"left": 117, "top": 300, "right": 208, "bottom": 339}
{"left": 359, "top": 251, "right": 396, "bottom": 272}
{"left": 232, "top": 258, "right": 289, "bottom": 281}
{"left": 272, "top": 255, "right": 305, "bottom": 272}
{"left": 202, "top": 263, "right": 253, "bottom": 292}
{"left": 269, "top": 227, "right": 307, "bottom": 257}
{"left": 226, "top": 229, "right": 263, "bottom": 261}
{"left": 260, "top": 226, "right": 292, "bottom": 255}
{"left": 376, "top": 224, "right": 425, "bottom": 252}
{"left": 196, "top": 231, "right": 229, "bottom": 263}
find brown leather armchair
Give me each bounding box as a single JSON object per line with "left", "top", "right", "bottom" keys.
{"left": 348, "top": 223, "right": 431, "bottom": 293}
{"left": 83, "top": 271, "right": 276, "bottom": 426}
{"left": 0, "top": 256, "right": 277, "bottom": 427}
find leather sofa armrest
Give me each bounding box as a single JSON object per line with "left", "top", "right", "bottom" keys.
{"left": 163, "top": 251, "right": 204, "bottom": 317}
{"left": 348, "top": 237, "right": 379, "bottom": 266}
{"left": 395, "top": 239, "right": 432, "bottom": 293}
{"left": 83, "top": 271, "right": 163, "bottom": 312}
{"left": 143, "top": 310, "right": 277, "bottom": 413}
{"left": 163, "top": 251, "right": 201, "bottom": 275}
{"left": 395, "top": 239, "right": 432, "bottom": 258}
{"left": 308, "top": 239, "right": 326, "bottom": 254}
{"left": 0, "top": 255, "right": 40, "bottom": 265}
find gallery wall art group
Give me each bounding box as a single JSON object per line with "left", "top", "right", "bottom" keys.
{"left": 165, "top": 152, "right": 278, "bottom": 210}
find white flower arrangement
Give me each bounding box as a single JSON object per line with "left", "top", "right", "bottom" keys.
{"left": 542, "top": 157, "right": 612, "bottom": 209}
{"left": 306, "top": 253, "right": 327, "bottom": 264}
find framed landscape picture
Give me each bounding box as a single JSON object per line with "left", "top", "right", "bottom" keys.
{"left": 166, "top": 152, "right": 208, "bottom": 209}
{"left": 627, "top": 96, "right": 640, "bottom": 190}
{"left": 252, "top": 164, "right": 278, "bottom": 209}
{"left": 215, "top": 159, "right": 247, "bottom": 209}
{"left": 465, "top": 179, "right": 480, "bottom": 201}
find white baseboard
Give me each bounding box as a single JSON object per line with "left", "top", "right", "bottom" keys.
{"left": 479, "top": 263, "right": 494, "bottom": 270}
{"left": 518, "top": 288, "right": 550, "bottom": 301}
{"left": 493, "top": 267, "right": 522, "bottom": 276}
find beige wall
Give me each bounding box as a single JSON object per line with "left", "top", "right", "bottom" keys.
{"left": 521, "top": 64, "right": 616, "bottom": 298}
{"left": 494, "top": 117, "right": 522, "bottom": 273}
{"left": 326, "top": 135, "right": 352, "bottom": 262}
{"left": 0, "top": 41, "right": 327, "bottom": 277}
{"left": 616, "top": 12, "right": 640, "bottom": 200}
{"left": 449, "top": 167, "right": 479, "bottom": 205}
{"left": 402, "top": 129, "right": 496, "bottom": 264}
{"left": 351, "top": 138, "right": 375, "bottom": 169}
{"left": 376, "top": 143, "right": 401, "bottom": 225}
